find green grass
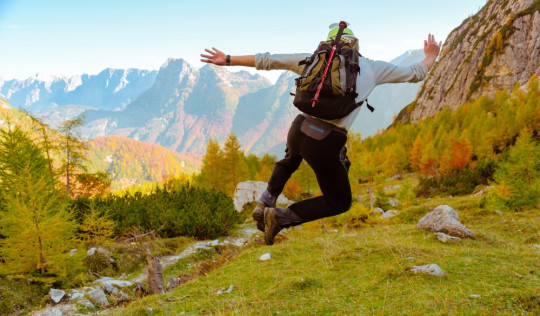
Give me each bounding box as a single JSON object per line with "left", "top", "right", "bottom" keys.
{"left": 110, "top": 197, "right": 539, "bottom": 315}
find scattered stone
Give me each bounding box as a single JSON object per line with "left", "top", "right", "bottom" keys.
{"left": 469, "top": 294, "right": 481, "bottom": 299}
{"left": 93, "top": 277, "right": 133, "bottom": 288}
{"left": 406, "top": 264, "right": 445, "bottom": 277}
{"left": 435, "top": 232, "right": 462, "bottom": 243}
{"left": 406, "top": 257, "right": 415, "bottom": 261}
{"left": 118, "top": 291, "right": 130, "bottom": 302}
{"left": 69, "top": 248, "right": 77, "bottom": 256}
{"left": 76, "top": 297, "right": 95, "bottom": 309}
{"left": 233, "top": 181, "right": 293, "bottom": 212}
{"left": 259, "top": 253, "right": 271, "bottom": 261}
{"left": 192, "top": 241, "right": 212, "bottom": 250}
{"left": 217, "top": 284, "right": 234, "bottom": 295}
{"left": 49, "top": 288, "right": 65, "bottom": 303}
{"left": 147, "top": 308, "right": 154, "bottom": 313}
{"left": 87, "top": 247, "right": 96, "bottom": 256}
{"left": 389, "top": 199, "right": 399, "bottom": 207}
{"left": 370, "top": 208, "right": 384, "bottom": 216}
{"left": 384, "top": 184, "right": 401, "bottom": 191}
{"left": 417, "top": 205, "right": 473, "bottom": 238}
{"left": 494, "top": 210, "right": 503, "bottom": 215}
{"left": 210, "top": 239, "right": 219, "bottom": 246}
{"left": 69, "top": 289, "right": 85, "bottom": 300}
{"left": 517, "top": 229, "right": 522, "bottom": 232}
{"left": 168, "top": 277, "right": 182, "bottom": 290}
{"left": 382, "top": 210, "right": 399, "bottom": 219}
{"left": 87, "top": 288, "right": 109, "bottom": 307}
{"left": 102, "top": 282, "right": 118, "bottom": 295}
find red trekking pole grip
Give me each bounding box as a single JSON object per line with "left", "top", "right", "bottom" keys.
{"left": 312, "top": 21, "right": 348, "bottom": 107}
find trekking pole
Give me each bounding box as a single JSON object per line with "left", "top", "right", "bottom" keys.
{"left": 312, "top": 21, "right": 348, "bottom": 107}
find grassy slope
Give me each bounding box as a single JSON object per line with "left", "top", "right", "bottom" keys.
{"left": 112, "top": 196, "right": 539, "bottom": 315}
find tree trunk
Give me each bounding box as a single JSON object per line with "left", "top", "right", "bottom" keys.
{"left": 369, "top": 179, "right": 374, "bottom": 210}
{"left": 146, "top": 253, "right": 165, "bottom": 294}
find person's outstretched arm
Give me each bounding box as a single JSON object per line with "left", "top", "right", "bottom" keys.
{"left": 200, "top": 47, "right": 255, "bottom": 67}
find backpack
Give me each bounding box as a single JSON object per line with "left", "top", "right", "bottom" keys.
{"left": 292, "top": 40, "right": 373, "bottom": 120}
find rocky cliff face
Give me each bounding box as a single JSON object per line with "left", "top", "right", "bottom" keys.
{"left": 400, "top": 0, "right": 540, "bottom": 123}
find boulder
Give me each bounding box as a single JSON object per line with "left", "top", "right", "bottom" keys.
{"left": 417, "top": 205, "right": 473, "bottom": 238}
{"left": 76, "top": 298, "right": 95, "bottom": 309}
{"left": 435, "top": 232, "right": 461, "bottom": 243}
{"left": 102, "top": 282, "right": 118, "bottom": 295}
{"left": 49, "top": 288, "right": 65, "bottom": 303}
{"left": 370, "top": 208, "right": 384, "bottom": 217}
{"left": 87, "top": 288, "right": 109, "bottom": 307}
{"left": 407, "top": 264, "right": 445, "bottom": 277}
{"left": 233, "top": 181, "right": 293, "bottom": 212}
{"left": 382, "top": 210, "right": 399, "bottom": 219}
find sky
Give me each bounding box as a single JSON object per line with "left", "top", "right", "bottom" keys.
{"left": 0, "top": 0, "right": 487, "bottom": 83}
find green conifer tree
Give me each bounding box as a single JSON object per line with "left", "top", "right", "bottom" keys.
{"left": 0, "top": 124, "right": 78, "bottom": 280}
{"left": 222, "top": 134, "right": 249, "bottom": 196}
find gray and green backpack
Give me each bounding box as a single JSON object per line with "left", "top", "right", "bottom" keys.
{"left": 292, "top": 40, "right": 373, "bottom": 120}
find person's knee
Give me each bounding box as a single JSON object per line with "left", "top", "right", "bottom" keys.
{"left": 329, "top": 195, "right": 352, "bottom": 215}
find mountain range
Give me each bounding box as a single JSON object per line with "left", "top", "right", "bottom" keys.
{"left": 0, "top": 51, "right": 425, "bottom": 160}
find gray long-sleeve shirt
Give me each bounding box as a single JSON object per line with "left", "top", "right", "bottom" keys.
{"left": 255, "top": 52, "right": 428, "bottom": 130}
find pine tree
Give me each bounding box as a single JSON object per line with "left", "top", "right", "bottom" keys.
{"left": 489, "top": 128, "right": 540, "bottom": 210}
{"left": 0, "top": 124, "right": 78, "bottom": 278}
{"left": 59, "top": 117, "right": 88, "bottom": 197}
{"left": 199, "top": 138, "right": 223, "bottom": 191}
{"left": 221, "top": 134, "right": 249, "bottom": 196}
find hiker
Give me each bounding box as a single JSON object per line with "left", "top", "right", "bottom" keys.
{"left": 201, "top": 23, "right": 441, "bottom": 245}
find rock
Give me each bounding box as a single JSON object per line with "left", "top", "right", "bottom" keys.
{"left": 469, "top": 294, "right": 481, "bottom": 299}
{"left": 92, "top": 277, "right": 133, "bottom": 288}
{"left": 102, "top": 282, "right": 118, "bottom": 295}
{"left": 117, "top": 291, "right": 130, "bottom": 303}
{"left": 259, "top": 253, "right": 271, "bottom": 261}
{"left": 216, "top": 284, "right": 234, "bottom": 295}
{"left": 87, "top": 247, "right": 96, "bottom": 256}
{"left": 382, "top": 210, "right": 399, "bottom": 219}
{"left": 49, "top": 288, "right": 65, "bottom": 303}
{"left": 76, "top": 298, "right": 95, "bottom": 309}
{"left": 210, "top": 239, "right": 219, "bottom": 246}
{"left": 417, "top": 205, "right": 473, "bottom": 238}
{"left": 384, "top": 184, "right": 401, "bottom": 191}
{"left": 406, "top": 257, "right": 415, "bottom": 261}
{"left": 407, "top": 264, "right": 445, "bottom": 277}
{"left": 370, "top": 208, "right": 384, "bottom": 216}
{"left": 494, "top": 210, "right": 503, "bottom": 215}
{"left": 168, "top": 277, "right": 182, "bottom": 290}
{"left": 388, "top": 199, "right": 399, "bottom": 207}
{"left": 233, "top": 181, "right": 293, "bottom": 212}
{"left": 87, "top": 288, "right": 109, "bottom": 307}
{"left": 435, "top": 232, "right": 461, "bottom": 243}
{"left": 69, "top": 249, "right": 77, "bottom": 256}
{"left": 69, "top": 289, "right": 85, "bottom": 300}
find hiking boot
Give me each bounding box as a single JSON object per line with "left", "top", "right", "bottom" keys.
{"left": 252, "top": 202, "right": 267, "bottom": 232}
{"left": 264, "top": 207, "right": 282, "bottom": 246}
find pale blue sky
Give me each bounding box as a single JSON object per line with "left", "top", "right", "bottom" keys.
{"left": 0, "top": 0, "right": 487, "bottom": 82}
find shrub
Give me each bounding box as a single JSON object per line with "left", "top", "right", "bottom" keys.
{"left": 72, "top": 184, "right": 241, "bottom": 239}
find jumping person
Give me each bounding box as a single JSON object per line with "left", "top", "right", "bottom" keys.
{"left": 201, "top": 24, "right": 441, "bottom": 245}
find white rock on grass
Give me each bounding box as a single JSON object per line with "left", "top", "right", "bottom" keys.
{"left": 494, "top": 210, "right": 503, "bottom": 215}
{"left": 102, "top": 282, "right": 118, "bottom": 295}
{"left": 469, "top": 294, "right": 481, "bottom": 299}
{"left": 87, "top": 288, "right": 109, "bottom": 307}
{"left": 382, "top": 210, "right": 399, "bottom": 219}
{"left": 216, "top": 284, "right": 234, "bottom": 295}
{"left": 259, "top": 253, "right": 271, "bottom": 261}
{"left": 49, "top": 288, "right": 65, "bottom": 303}
{"left": 417, "top": 205, "right": 473, "bottom": 238}
{"left": 233, "top": 181, "right": 293, "bottom": 212}
{"left": 370, "top": 208, "right": 384, "bottom": 216}
{"left": 92, "top": 277, "right": 133, "bottom": 288}
{"left": 76, "top": 298, "right": 95, "bottom": 309}
{"left": 435, "top": 232, "right": 461, "bottom": 243}
{"left": 407, "top": 264, "right": 445, "bottom": 277}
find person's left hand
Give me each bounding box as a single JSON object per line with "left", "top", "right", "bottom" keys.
{"left": 424, "top": 33, "right": 441, "bottom": 59}
{"left": 200, "top": 47, "right": 226, "bottom": 65}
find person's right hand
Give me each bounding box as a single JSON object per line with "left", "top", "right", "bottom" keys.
{"left": 200, "top": 47, "right": 227, "bottom": 66}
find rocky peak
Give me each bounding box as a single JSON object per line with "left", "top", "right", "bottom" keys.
{"left": 400, "top": 0, "right": 540, "bottom": 123}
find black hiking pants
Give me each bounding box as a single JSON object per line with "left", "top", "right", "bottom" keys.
{"left": 263, "top": 114, "right": 352, "bottom": 223}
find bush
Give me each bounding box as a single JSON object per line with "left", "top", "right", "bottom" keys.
{"left": 417, "top": 162, "right": 495, "bottom": 197}
{"left": 72, "top": 184, "right": 241, "bottom": 239}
